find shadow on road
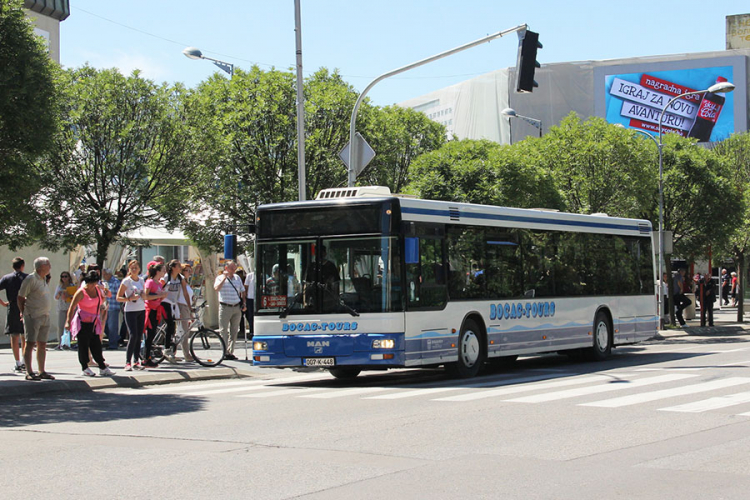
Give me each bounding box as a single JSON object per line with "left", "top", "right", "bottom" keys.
{"left": 0, "top": 392, "right": 206, "bottom": 428}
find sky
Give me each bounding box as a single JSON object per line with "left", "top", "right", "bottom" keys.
{"left": 59, "top": 1, "right": 749, "bottom": 107}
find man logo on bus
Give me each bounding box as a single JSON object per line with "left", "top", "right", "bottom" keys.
{"left": 490, "top": 301, "right": 555, "bottom": 320}
{"left": 307, "top": 341, "right": 330, "bottom": 348}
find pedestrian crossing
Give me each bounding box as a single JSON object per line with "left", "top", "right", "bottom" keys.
{"left": 106, "top": 365, "right": 750, "bottom": 418}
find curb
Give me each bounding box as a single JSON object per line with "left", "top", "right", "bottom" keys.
{"left": 0, "top": 365, "right": 255, "bottom": 400}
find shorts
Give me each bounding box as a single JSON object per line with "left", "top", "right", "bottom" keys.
{"left": 24, "top": 314, "right": 50, "bottom": 343}
{"left": 5, "top": 304, "right": 23, "bottom": 335}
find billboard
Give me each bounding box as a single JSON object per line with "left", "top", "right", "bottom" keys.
{"left": 595, "top": 56, "right": 747, "bottom": 143}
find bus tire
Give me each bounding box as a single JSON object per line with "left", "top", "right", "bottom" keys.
{"left": 448, "top": 319, "right": 485, "bottom": 378}
{"left": 588, "top": 311, "right": 612, "bottom": 361}
{"left": 329, "top": 367, "right": 361, "bottom": 379}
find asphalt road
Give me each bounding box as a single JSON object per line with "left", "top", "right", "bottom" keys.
{"left": 4, "top": 333, "right": 750, "bottom": 499}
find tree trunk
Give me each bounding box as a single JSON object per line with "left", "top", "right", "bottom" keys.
{"left": 665, "top": 257, "right": 675, "bottom": 326}
{"left": 738, "top": 252, "right": 745, "bottom": 323}
{"left": 96, "top": 238, "right": 111, "bottom": 269}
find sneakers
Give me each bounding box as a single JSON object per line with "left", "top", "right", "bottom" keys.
{"left": 133, "top": 362, "right": 145, "bottom": 370}
{"left": 124, "top": 363, "right": 133, "bottom": 371}
{"left": 164, "top": 353, "right": 177, "bottom": 364}
{"left": 14, "top": 364, "right": 25, "bottom": 374}
{"left": 142, "top": 359, "right": 159, "bottom": 368}
{"left": 82, "top": 367, "right": 96, "bottom": 377}
{"left": 99, "top": 367, "right": 115, "bottom": 376}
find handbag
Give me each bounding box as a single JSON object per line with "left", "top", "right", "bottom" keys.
{"left": 61, "top": 328, "right": 71, "bottom": 349}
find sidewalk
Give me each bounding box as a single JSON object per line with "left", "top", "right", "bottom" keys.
{"left": 656, "top": 304, "right": 750, "bottom": 339}
{"left": 0, "top": 341, "right": 261, "bottom": 399}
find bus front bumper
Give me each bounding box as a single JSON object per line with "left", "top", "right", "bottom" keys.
{"left": 251, "top": 333, "right": 405, "bottom": 368}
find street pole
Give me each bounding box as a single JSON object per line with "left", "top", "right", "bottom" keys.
{"left": 348, "top": 24, "right": 529, "bottom": 186}
{"left": 657, "top": 80, "right": 734, "bottom": 327}
{"left": 294, "top": 0, "right": 306, "bottom": 201}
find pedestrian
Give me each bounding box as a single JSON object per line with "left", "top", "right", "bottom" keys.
{"left": 244, "top": 268, "right": 255, "bottom": 340}
{"left": 103, "top": 268, "right": 121, "bottom": 349}
{"left": 214, "top": 260, "right": 245, "bottom": 361}
{"left": 672, "top": 268, "right": 691, "bottom": 327}
{"left": 696, "top": 273, "right": 716, "bottom": 327}
{"left": 66, "top": 270, "right": 115, "bottom": 377}
{"left": 730, "top": 271, "right": 738, "bottom": 307}
{"left": 53, "top": 271, "right": 75, "bottom": 349}
{"left": 160, "top": 259, "right": 190, "bottom": 364}
{"left": 73, "top": 263, "right": 85, "bottom": 284}
{"left": 721, "top": 268, "right": 731, "bottom": 306}
{"left": 0, "top": 257, "right": 28, "bottom": 373}
{"left": 17, "top": 257, "right": 54, "bottom": 380}
{"left": 236, "top": 268, "right": 247, "bottom": 341}
{"left": 116, "top": 260, "right": 146, "bottom": 371}
{"left": 176, "top": 263, "right": 195, "bottom": 362}
{"left": 142, "top": 261, "right": 168, "bottom": 368}
{"left": 116, "top": 269, "right": 129, "bottom": 347}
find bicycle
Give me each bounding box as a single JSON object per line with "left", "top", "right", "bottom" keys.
{"left": 142, "top": 300, "right": 226, "bottom": 367}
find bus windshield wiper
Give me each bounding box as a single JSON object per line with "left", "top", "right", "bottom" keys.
{"left": 319, "top": 282, "right": 359, "bottom": 317}
{"left": 279, "top": 290, "right": 303, "bottom": 319}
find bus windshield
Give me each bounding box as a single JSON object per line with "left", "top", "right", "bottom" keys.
{"left": 256, "top": 236, "right": 403, "bottom": 316}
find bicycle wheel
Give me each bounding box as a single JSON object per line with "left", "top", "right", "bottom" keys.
{"left": 190, "top": 328, "right": 226, "bottom": 367}
{"left": 144, "top": 324, "right": 166, "bottom": 364}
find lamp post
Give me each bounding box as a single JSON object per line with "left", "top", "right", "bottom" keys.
{"left": 656, "top": 80, "right": 734, "bottom": 327}
{"left": 502, "top": 107, "right": 542, "bottom": 138}
{"left": 182, "top": 47, "right": 234, "bottom": 77}
{"left": 347, "top": 24, "right": 529, "bottom": 187}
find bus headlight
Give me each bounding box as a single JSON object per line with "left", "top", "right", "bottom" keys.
{"left": 253, "top": 341, "right": 268, "bottom": 351}
{"left": 372, "top": 339, "right": 395, "bottom": 349}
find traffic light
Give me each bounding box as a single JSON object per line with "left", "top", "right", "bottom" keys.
{"left": 515, "top": 29, "right": 542, "bottom": 93}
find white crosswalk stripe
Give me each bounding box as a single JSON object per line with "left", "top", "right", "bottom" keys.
{"left": 432, "top": 374, "right": 622, "bottom": 402}
{"left": 659, "top": 390, "right": 750, "bottom": 413}
{"left": 581, "top": 377, "right": 750, "bottom": 408}
{"left": 503, "top": 373, "right": 697, "bottom": 404}
{"left": 300, "top": 386, "right": 393, "bottom": 399}
{"left": 239, "top": 387, "right": 331, "bottom": 398}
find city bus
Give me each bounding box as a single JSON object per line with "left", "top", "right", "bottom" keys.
{"left": 251, "top": 186, "right": 657, "bottom": 379}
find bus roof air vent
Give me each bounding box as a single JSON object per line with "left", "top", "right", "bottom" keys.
{"left": 316, "top": 186, "right": 392, "bottom": 200}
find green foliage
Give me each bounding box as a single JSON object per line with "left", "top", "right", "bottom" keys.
{"left": 531, "top": 113, "right": 655, "bottom": 218}
{"left": 405, "top": 139, "right": 564, "bottom": 209}
{"left": 660, "top": 133, "right": 741, "bottom": 259}
{"left": 0, "top": 0, "right": 59, "bottom": 248}
{"left": 358, "top": 105, "right": 446, "bottom": 192}
{"left": 39, "top": 66, "right": 200, "bottom": 265}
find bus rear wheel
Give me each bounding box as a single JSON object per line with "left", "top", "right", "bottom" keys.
{"left": 448, "top": 319, "right": 485, "bottom": 378}
{"left": 329, "top": 367, "right": 361, "bottom": 379}
{"left": 588, "top": 311, "right": 612, "bottom": 361}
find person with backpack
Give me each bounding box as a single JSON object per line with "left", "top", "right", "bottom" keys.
{"left": 160, "top": 259, "right": 191, "bottom": 363}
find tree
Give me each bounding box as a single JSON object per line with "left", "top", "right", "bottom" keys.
{"left": 358, "top": 105, "right": 446, "bottom": 193}
{"left": 711, "top": 132, "right": 750, "bottom": 321}
{"left": 0, "top": 0, "right": 59, "bottom": 248}
{"left": 182, "top": 66, "right": 298, "bottom": 253}
{"left": 405, "top": 139, "right": 564, "bottom": 209}
{"left": 530, "top": 113, "right": 655, "bottom": 218}
{"left": 38, "top": 66, "right": 200, "bottom": 266}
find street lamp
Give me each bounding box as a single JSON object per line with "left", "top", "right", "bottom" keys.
{"left": 502, "top": 107, "right": 542, "bottom": 138}
{"left": 656, "top": 79, "right": 734, "bottom": 326}
{"left": 182, "top": 46, "right": 234, "bottom": 77}
{"left": 347, "top": 24, "right": 530, "bottom": 187}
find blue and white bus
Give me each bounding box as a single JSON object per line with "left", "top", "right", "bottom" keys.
{"left": 251, "top": 186, "right": 657, "bottom": 378}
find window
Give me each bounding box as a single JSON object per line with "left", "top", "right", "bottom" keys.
{"left": 405, "top": 227, "right": 447, "bottom": 310}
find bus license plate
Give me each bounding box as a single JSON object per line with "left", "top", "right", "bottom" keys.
{"left": 305, "top": 358, "right": 335, "bottom": 367}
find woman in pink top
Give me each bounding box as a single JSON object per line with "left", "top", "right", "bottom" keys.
{"left": 142, "top": 262, "right": 168, "bottom": 368}
{"left": 66, "top": 271, "right": 115, "bottom": 377}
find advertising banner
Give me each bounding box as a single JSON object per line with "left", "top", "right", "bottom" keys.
{"left": 603, "top": 66, "right": 735, "bottom": 142}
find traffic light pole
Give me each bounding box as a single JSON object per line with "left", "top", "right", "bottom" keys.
{"left": 347, "top": 24, "right": 529, "bottom": 187}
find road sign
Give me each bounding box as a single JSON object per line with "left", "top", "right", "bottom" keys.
{"left": 340, "top": 132, "right": 376, "bottom": 176}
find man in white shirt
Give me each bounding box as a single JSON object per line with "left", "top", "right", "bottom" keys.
{"left": 214, "top": 260, "right": 246, "bottom": 360}
{"left": 18, "top": 257, "right": 53, "bottom": 380}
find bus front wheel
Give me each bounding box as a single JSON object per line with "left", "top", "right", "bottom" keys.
{"left": 588, "top": 311, "right": 612, "bottom": 361}
{"left": 329, "top": 367, "right": 361, "bottom": 379}
{"left": 448, "top": 319, "right": 485, "bottom": 378}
